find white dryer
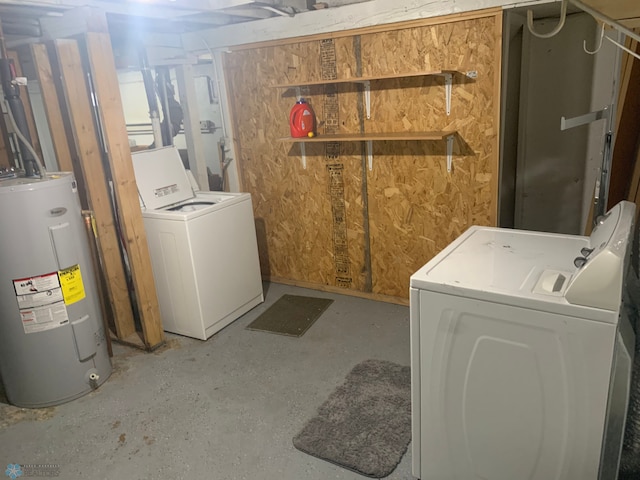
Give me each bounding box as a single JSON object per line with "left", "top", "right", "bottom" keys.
{"left": 410, "top": 201, "right": 636, "bottom": 480}
{"left": 132, "top": 147, "right": 263, "bottom": 340}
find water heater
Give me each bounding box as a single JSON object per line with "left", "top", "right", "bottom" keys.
{"left": 0, "top": 172, "right": 111, "bottom": 408}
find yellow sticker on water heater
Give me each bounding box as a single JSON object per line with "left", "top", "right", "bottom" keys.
{"left": 58, "top": 264, "right": 86, "bottom": 305}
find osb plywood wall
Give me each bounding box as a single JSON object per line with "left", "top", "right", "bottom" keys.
{"left": 224, "top": 10, "right": 502, "bottom": 300}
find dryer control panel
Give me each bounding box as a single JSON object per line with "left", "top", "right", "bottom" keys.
{"left": 564, "top": 201, "right": 636, "bottom": 310}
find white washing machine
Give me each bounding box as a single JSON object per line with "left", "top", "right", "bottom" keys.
{"left": 132, "top": 147, "right": 263, "bottom": 340}
{"left": 409, "top": 201, "right": 636, "bottom": 480}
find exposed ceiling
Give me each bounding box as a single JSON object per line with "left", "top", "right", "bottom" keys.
{"left": 0, "top": 0, "right": 366, "bottom": 49}
{"left": 0, "top": 0, "right": 371, "bottom": 45}
{"left": 0, "top": 1, "right": 637, "bottom": 56}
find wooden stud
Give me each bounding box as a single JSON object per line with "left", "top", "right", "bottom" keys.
{"left": 7, "top": 50, "right": 44, "bottom": 163}
{"left": 490, "top": 12, "right": 503, "bottom": 226}
{"left": 628, "top": 135, "right": 640, "bottom": 204}
{"left": 629, "top": 136, "right": 640, "bottom": 195}
{"left": 0, "top": 113, "right": 13, "bottom": 169}
{"left": 84, "top": 31, "right": 164, "bottom": 350}
{"left": 608, "top": 38, "right": 640, "bottom": 208}
{"left": 42, "top": 41, "right": 92, "bottom": 209}
{"left": 624, "top": 36, "right": 640, "bottom": 209}
{"left": 29, "top": 43, "right": 73, "bottom": 172}
{"left": 630, "top": 139, "right": 640, "bottom": 210}
{"left": 55, "top": 38, "right": 137, "bottom": 341}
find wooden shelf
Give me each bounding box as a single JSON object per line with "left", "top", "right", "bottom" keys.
{"left": 280, "top": 131, "right": 456, "bottom": 171}
{"left": 278, "top": 131, "right": 455, "bottom": 142}
{"left": 274, "top": 69, "right": 469, "bottom": 171}
{"left": 272, "top": 70, "right": 460, "bottom": 89}
{"left": 274, "top": 69, "right": 476, "bottom": 118}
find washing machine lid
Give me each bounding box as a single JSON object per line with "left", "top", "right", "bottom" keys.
{"left": 131, "top": 146, "right": 195, "bottom": 210}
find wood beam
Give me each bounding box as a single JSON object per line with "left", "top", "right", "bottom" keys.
{"left": 627, "top": 137, "right": 640, "bottom": 204}
{"left": 29, "top": 43, "right": 73, "bottom": 172}
{"left": 84, "top": 31, "right": 165, "bottom": 350}
{"left": 607, "top": 37, "right": 640, "bottom": 208}
{"left": 54, "top": 38, "right": 137, "bottom": 341}
{"left": 0, "top": 107, "right": 13, "bottom": 169}
{"left": 491, "top": 12, "right": 503, "bottom": 227}
{"left": 183, "top": 4, "right": 504, "bottom": 50}
{"left": 41, "top": 41, "right": 91, "bottom": 207}
{"left": 578, "top": 0, "right": 640, "bottom": 22}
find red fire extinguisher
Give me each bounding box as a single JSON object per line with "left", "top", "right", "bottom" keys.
{"left": 289, "top": 99, "right": 316, "bottom": 138}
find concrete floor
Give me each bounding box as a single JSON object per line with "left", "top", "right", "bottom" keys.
{"left": 0, "top": 282, "right": 413, "bottom": 480}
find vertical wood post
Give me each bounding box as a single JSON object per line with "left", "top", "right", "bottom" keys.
{"left": 0, "top": 117, "right": 12, "bottom": 169}
{"left": 29, "top": 43, "right": 74, "bottom": 172}
{"left": 491, "top": 12, "right": 503, "bottom": 226}
{"left": 55, "top": 39, "right": 137, "bottom": 342}
{"left": 609, "top": 38, "right": 640, "bottom": 208}
{"left": 84, "top": 32, "right": 164, "bottom": 349}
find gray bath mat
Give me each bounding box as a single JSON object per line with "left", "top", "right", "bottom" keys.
{"left": 246, "top": 294, "right": 333, "bottom": 337}
{"left": 293, "top": 359, "right": 411, "bottom": 478}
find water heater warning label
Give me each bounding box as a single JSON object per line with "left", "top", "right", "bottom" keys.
{"left": 13, "top": 272, "right": 70, "bottom": 334}
{"left": 58, "top": 264, "right": 86, "bottom": 305}
{"left": 13, "top": 272, "right": 59, "bottom": 295}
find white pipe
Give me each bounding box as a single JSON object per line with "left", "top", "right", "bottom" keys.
{"left": 5, "top": 99, "right": 46, "bottom": 177}
{"left": 88, "top": 372, "right": 99, "bottom": 389}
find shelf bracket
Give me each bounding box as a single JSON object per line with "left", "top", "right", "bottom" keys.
{"left": 367, "top": 140, "right": 373, "bottom": 171}
{"left": 300, "top": 142, "right": 307, "bottom": 169}
{"left": 560, "top": 106, "right": 609, "bottom": 130}
{"left": 364, "top": 81, "right": 371, "bottom": 120}
{"left": 446, "top": 135, "right": 454, "bottom": 173}
{"left": 434, "top": 73, "right": 453, "bottom": 115}
{"left": 444, "top": 73, "right": 452, "bottom": 116}
{"left": 295, "top": 87, "right": 302, "bottom": 101}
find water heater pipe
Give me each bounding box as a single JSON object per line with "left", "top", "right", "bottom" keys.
{"left": 4, "top": 100, "right": 46, "bottom": 176}
{"left": 0, "top": 22, "right": 42, "bottom": 176}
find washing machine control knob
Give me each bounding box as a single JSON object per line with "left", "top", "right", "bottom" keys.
{"left": 574, "top": 256, "right": 588, "bottom": 268}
